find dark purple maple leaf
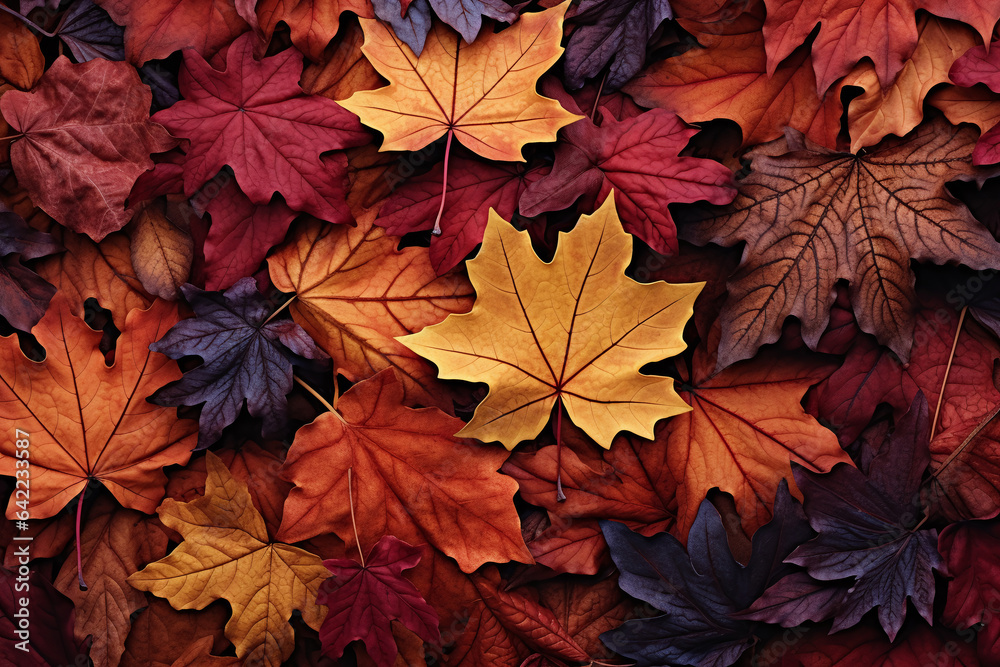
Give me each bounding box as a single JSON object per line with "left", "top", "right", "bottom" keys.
{"left": 372, "top": 0, "right": 432, "bottom": 54}
{"left": 428, "top": 0, "right": 516, "bottom": 45}
{"left": 149, "top": 278, "right": 328, "bottom": 449}
{"left": 318, "top": 535, "right": 441, "bottom": 667}
{"left": 151, "top": 32, "right": 369, "bottom": 223}
{"left": 54, "top": 0, "right": 125, "bottom": 62}
{"left": 563, "top": 0, "right": 672, "bottom": 90}
{"left": 742, "top": 395, "right": 942, "bottom": 641}
{"left": 600, "top": 479, "right": 811, "bottom": 667}
{"left": 0, "top": 206, "right": 60, "bottom": 332}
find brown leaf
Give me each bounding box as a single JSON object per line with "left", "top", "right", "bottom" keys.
{"left": 0, "top": 13, "right": 43, "bottom": 90}
{"left": 129, "top": 201, "right": 194, "bottom": 301}
{"left": 121, "top": 599, "right": 230, "bottom": 667}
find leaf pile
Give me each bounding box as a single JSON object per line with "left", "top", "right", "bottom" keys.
{"left": 6, "top": 0, "right": 1000, "bottom": 665}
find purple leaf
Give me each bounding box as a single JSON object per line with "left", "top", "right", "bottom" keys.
{"left": 55, "top": 0, "right": 125, "bottom": 62}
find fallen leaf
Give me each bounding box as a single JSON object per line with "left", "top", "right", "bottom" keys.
{"left": 682, "top": 118, "right": 1000, "bottom": 369}
{"left": 0, "top": 205, "right": 59, "bottom": 332}
{"left": 0, "top": 13, "right": 43, "bottom": 90}
{"left": 0, "top": 566, "right": 88, "bottom": 666}
{"left": 129, "top": 200, "right": 194, "bottom": 301}
{"left": 55, "top": 0, "right": 126, "bottom": 62}
{"left": 267, "top": 216, "right": 474, "bottom": 411}
{"left": 0, "top": 296, "right": 196, "bottom": 519}
{"left": 300, "top": 20, "right": 382, "bottom": 102}
{"left": 0, "top": 56, "right": 175, "bottom": 240}
{"left": 318, "top": 535, "right": 440, "bottom": 666}
{"left": 340, "top": 3, "right": 581, "bottom": 162}
{"left": 150, "top": 278, "right": 329, "bottom": 448}
{"left": 255, "top": 0, "right": 374, "bottom": 61}
{"left": 121, "top": 599, "right": 230, "bottom": 667}
{"left": 128, "top": 452, "right": 330, "bottom": 667}
{"left": 939, "top": 517, "right": 1000, "bottom": 663}
{"left": 277, "top": 370, "right": 532, "bottom": 572}
{"left": 152, "top": 32, "right": 369, "bottom": 222}
{"left": 399, "top": 194, "right": 701, "bottom": 448}
{"left": 95, "top": 0, "right": 248, "bottom": 65}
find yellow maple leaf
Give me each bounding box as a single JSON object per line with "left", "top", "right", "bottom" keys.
{"left": 339, "top": 2, "right": 582, "bottom": 162}
{"left": 127, "top": 452, "right": 329, "bottom": 667}
{"left": 398, "top": 193, "right": 702, "bottom": 449}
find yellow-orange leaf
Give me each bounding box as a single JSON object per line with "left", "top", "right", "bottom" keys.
{"left": 128, "top": 452, "right": 329, "bottom": 667}
{"left": 340, "top": 2, "right": 582, "bottom": 161}
{"left": 398, "top": 193, "right": 701, "bottom": 449}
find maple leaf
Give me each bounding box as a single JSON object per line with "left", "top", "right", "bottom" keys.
{"left": 340, "top": 2, "right": 581, "bottom": 162}
{"left": 371, "top": 0, "right": 433, "bottom": 55}
{"left": 149, "top": 278, "right": 329, "bottom": 448}
{"left": 94, "top": 0, "right": 248, "bottom": 65}
{"left": 0, "top": 56, "right": 175, "bottom": 241}
{"left": 399, "top": 194, "right": 701, "bottom": 449}
{"left": 377, "top": 156, "right": 539, "bottom": 274}
{"left": 0, "top": 205, "right": 58, "bottom": 332}
{"left": 948, "top": 39, "right": 1000, "bottom": 164}
{"left": 300, "top": 20, "right": 382, "bottom": 102}
{"left": 255, "top": 0, "right": 374, "bottom": 61}
{"left": 841, "top": 16, "right": 978, "bottom": 153}
{"left": 682, "top": 117, "right": 1000, "bottom": 369}
{"left": 277, "top": 370, "right": 532, "bottom": 572}
{"left": 54, "top": 0, "right": 126, "bottom": 62}
{"left": 151, "top": 32, "right": 369, "bottom": 222}
{"left": 746, "top": 396, "right": 942, "bottom": 640}
{"left": 761, "top": 0, "right": 1000, "bottom": 93}
{"left": 624, "top": 2, "right": 843, "bottom": 149}
{"left": 519, "top": 97, "right": 736, "bottom": 256}
{"left": 562, "top": 0, "right": 673, "bottom": 90}
{"left": 121, "top": 599, "right": 230, "bottom": 667}
{"left": 266, "top": 216, "right": 474, "bottom": 411}
{"left": 54, "top": 495, "right": 169, "bottom": 667}
{"left": 0, "top": 295, "right": 196, "bottom": 519}
{"left": 128, "top": 452, "right": 330, "bottom": 667}
{"left": 939, "top": 517, "right": 1000, "bottom": 663}
{"left": 600, "top": 480, "right": 812, "bottom": 667}
{"left": 317, "top": 535, "right": 440, "bottom": 666}
{"left": 536, "top": 574, "right": 638, "bottom": 661}
{"left": 664, "top": 346, "right": 852, "bottom": 540}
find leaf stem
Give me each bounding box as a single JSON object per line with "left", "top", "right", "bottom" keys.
{"left": 75, "top": 486, "right": 88, "bottom": 591}
{"left": 293, "top": 375, "right": 345, "bottom": 424}
{"left": 431, "top": 129, "right": 454, "bottom": 236}
{"left": 931, "top": 305, "right": 967, "bottom": 438}
{"left": 0, "top": 134, "right": 24, "bottom": 143}
{"left": 348, "top": 467, "right": 365, "bottom": 567}
{"left": 263, "top": 294, "right": 296, "bottom": 324}
{"left": 0, "top": 4, "right": 56, "bottom": 37}
{"left": 555, "top": 399, "right": 566, "bottom": 502}
{"left": 590, "top": 70, "right": 608, "bottom": 123}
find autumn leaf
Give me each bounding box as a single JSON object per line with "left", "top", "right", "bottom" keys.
{"left": 399, "top": 194, "right": 701, "bottom": 449}
{"left": 761, "top": 0, "right": 1000, "bottom": 93}
{"left": 624, "top": 2, "right": 844, "bottom": 149}
{"left": 317, "top": 535, "right": 440, "bottom": 666}
{"left": 151, "top": 32, "right": 370, "bottom": 222}
{"left": 0, "top": 56, "right": 175, "bottom": 241}
{"left": 94, "top": 0, "right": 248, "bottom": 65}
{"left": 277, "top": 370, "right": 532, "bottom": 572}
{"left": 0, "top": 13, "right": 43, "bottom": 91}
{"left": 53, "top": 0, "right": 126, "bottom": 63}
{"left": 121, "top": 599, "right": 229, "bottom": 667}
{"left": 340, "top": 2, "right": 582, "bottom": 162}
{"left": 128, "top": 451, "right": 330, "bottom": 667}
{"left": 0, "top": 566, "right": 88, "bottom": 666}
{"left": 149, "top": 278, "right": 329, "bottom": 448}
{"left": 0, "top": 205, "right": 59, "bottom": 332}
{"left": 128, "top": 200, "right": 194, "bottom": 301}
{"left": 267, "top": 215, "right": 474, "bottom": 411}
{"left": 939, "top": 517, "right": 1000, "bottom": 663}
{"left": 682, "top": 117, "right": 1000, "bottom": 369}
{"left": 254, "top": 0, "right": 374, "bottom": 60}
{"left": 0, "top": 295, "right": 196, "bottom": 520}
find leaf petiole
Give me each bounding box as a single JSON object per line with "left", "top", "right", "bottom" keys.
{"left": 931, "top": 305, "right": 967, "bottom": 438}
{"left": 347, "top": 467, "right": 365, "bottom": 567}
{"left": 431, "top": 129, "right": 454, "bottom": 236}
{"left": 293, "top": 375, "right": 345, "bottom": 423}
{"left": 75, "top": 485, "right": 88, "bottom": 591}
{"left": 0, "top": 4, "right": 56, "bottom": 38}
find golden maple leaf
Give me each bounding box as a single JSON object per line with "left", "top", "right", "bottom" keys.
{"left": 339, "top": 2, "right": 582, "bottom": 162}
{"left": 128, "top": 452, "right": 329, "bottom": 667}
{"left": 398, "top": 193, "right": 702, "bottom": 449}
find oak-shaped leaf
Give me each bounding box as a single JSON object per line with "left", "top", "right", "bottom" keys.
{"left": 519, "top": 98, "right": 736, "bottom": 256}
{"left": 682, "top": 117, "right": 1000, "bottom": 369}
{"left": 267, "top": 216, "right": 474, "bottom": 411}
{"left": 317, "top": 535, "right": 440, "bottom": 666}
{"left": 149, "top": 278, "right": 328, "bottom": 449}
{"left": 562, "top": 0, "right": 673, "bottom": 90}
{"left": 340, "top": 2, "right": 581, "bottom": 162}
{"left": 95, "top": 0, "right": 248, "bottom": 65}
{"left": 600, "top": 480, "right": 812, "bottom": 667}
{"left": 277, "top": 370, "right": 532, "bottom": 573}
{"left": 761, "top": 0, "right": 1000, "bottom": 93}
{"left": 128, "top": 452, "right": 329, "bottom": 667}
{"left": 0, "top": 296, "right": 196, "bottom": 519}
{"left": 745, "top": 396, "right": 942, "bottom": 640}
{"left": 0, "top": 56, "right": 175, "bottom": 241}
{"left": 152, "top": 32, "right": 369, "bottom": 222}
{"left": 377, "top": 157, "right": 539, "bottom": 274}
{"left": 0, "top": 205, "right": 59, "bottom": 331}
{"left": 400, "top": 194, "right": 701, "bottom": 448}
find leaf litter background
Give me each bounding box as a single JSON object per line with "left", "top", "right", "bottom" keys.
{"left": 8, "top": 0, "right": 1000, "bottom": 665}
